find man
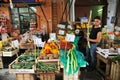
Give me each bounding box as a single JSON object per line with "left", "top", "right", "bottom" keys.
{"left": 86, "top": 16, "right": 102, "bottom": 71}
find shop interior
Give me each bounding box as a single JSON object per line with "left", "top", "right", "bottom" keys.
{"left": 0, "top": 0, "right": 120, "bottom": 80}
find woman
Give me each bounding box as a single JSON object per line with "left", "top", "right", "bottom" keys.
{"left": 86, "top": 16, "right": 102, "bottom": 71}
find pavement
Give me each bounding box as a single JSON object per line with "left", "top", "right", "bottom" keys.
{"left": 0, "top": 68, "right": 104, "bottom": 80}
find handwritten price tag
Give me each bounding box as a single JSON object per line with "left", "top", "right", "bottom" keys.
{"left": 12, "top": 40, "right": 19, "bottom": 48}
{"left": 65, "top": 34, "right": 75, "bottom": 42}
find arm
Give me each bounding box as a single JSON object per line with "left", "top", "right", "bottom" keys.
{"left": 87, "top": 32, "right": 102, "bottom": 43}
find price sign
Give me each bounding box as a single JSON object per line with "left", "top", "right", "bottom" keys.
{"left": 57, "top": 24, "right": 65, "bottom": 29}
{"left": 34, "top": 38, "right": 45, "bottom": 48}
{"left": 49, "top": 33, "right": 56, "bottom": 40}
{"left": 58, "top": 30, "right": 65, "bottom": 35}
{"left": 37, "top": 42, "right": 45, "bottom": 48}
{"left": 65, "top": 34, "right": 75, "bottom": 42}
{"left": 12, "top": 40, "right": 19, "bottom": 48}
{"left": 34, "top": 38, "right": 42, "bottom": 45}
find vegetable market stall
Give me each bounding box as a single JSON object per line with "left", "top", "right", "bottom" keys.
{"left": 35, "top": 41, "right": 60, "bottom": 80}
{"left": 96, "top": 47, "right": 119, "bottom": 79}
{"left": 9, "top": 49, "right": 40, "bottom": 80}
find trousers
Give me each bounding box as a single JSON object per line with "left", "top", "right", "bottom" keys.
{"left": 86, "top": 43, "right": 97, "bottom": 67}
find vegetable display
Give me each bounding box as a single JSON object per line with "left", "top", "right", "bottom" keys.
{"left": 18, "top": 53, "right": 36, "bottom": 62}
{"left": 12, "top": 62, "right": 34, "bottom": 69}
{"left": 41, "top": 42, "right": 59, "bottom": 54}
{"left": 60, "top": 37, "right": 88, "bottom": 75}
{"left": 112, "top": 55, "right": 120, "bottom": 64}
{"left": 36, "top": 62, "right": 58, "bottom": 71}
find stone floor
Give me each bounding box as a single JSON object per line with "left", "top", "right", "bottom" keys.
{"left": 0, "top": 68, "right": 104, "bottom": 80}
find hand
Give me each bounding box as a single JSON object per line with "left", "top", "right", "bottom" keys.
{"left": 87, "top": 37, "right": 91, "bottom": 41}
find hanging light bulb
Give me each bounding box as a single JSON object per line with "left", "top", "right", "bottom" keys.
{"left": 9, "top": 0, "right": 13, "bottom": 9}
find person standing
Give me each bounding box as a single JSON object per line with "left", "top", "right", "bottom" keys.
{"left": 86, "top": 16, "right": 102, "bottom": 71}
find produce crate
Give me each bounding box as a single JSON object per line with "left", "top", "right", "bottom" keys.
{"left": 20, "top": 43, "right": 34, "bottom": 49}
{"left": 0, "top": 51, "right": 2, "bottom": 56}
{"left": 36, "top": 61, "right": 60, "bottom": 72}
{"left": 37, "top": 71, "right": 55, "bottom": 80}
{"left": 36, "top": 53, "right": 60, "bottom": 72}
{"left": 64, "top": 70, "right": 80, "bottom": 80}
{"left": 9, "top": 58, "right": 35, "bottom": 73}
{"left": 38, "top": 54, "right": 60, "bottom": 60}
{"left": 2, "top": 49, "right": 18, "bottom": 57}
{"left": 110, "top": 61, "right": 120, "bottom": 80}
{"left": 16, "top": 74, "right": 36, "bottom": 80}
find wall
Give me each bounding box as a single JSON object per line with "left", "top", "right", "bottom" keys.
{"left": 75, "top": 6, "right": 90, "bottom": 18}
{"left": 0, "top": 7, "right": 10, "bottom": 20}
{"left": 107, "top": 0, "right": 118, "bottom": 26}
{"left": 36, "top": 0, "right": 52, "bottom": 33}
{"left": 0, "top": 7, "right": 12, "bottom": 32}
{"left": 91, "top": 6, "right": 103, "bottom": 19}
{"left": 36, "top": 0, "right": 68, "bottom": 33}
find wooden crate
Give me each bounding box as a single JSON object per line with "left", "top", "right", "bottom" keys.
{"left": 110, "top": 61, "right": 120, "bottom": 80}
{"left": 2, "top": 49, "right": 18, "bottom": 57}
{"left": 0, "top": 57, "right": 3, "bottom": 68}
{"left": 0, "top": 51, "right": 2, "bottom": 57}
{"left": 16, "top": 74, "right": 36, "bottom": 80}
{"left": 96, "top": 53, "right": 112, "bottom": 78}
{"left": 36, "top": 59, "right": 60, "bottom": 72}
{"left": 9, "top": 58, "right": 35, "bottom": 73}
{"left": 37, "top": 72, "right": 55, "bottom": 80}
{"left": 20, "top": 43, "right": 34, "bottom": 49}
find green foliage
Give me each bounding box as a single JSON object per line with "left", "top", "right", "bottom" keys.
{"left": 36, "top": 62, "right": 58, "bottom": 71}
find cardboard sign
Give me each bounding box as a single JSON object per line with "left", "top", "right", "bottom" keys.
{"left": 37, "top": 42, "right": 45, "bottom": 48}
{"left": 12, "top": 40, "right": 19, "bottom": 48}
{"left": 34, "top": 38, "right": 45, "bottom": 47}
{"left": 65, "top": 34, "right": 75, "bottom": 42}
{"left": 49, "top": 33, "right": 56, "bottom": 40}
{"left": 1, "top": 33, "right": 9, "bottom": 40}
{"left": 57, "top": 24, "right": 65, "bottom": 29}
{"left": 58, "top": 30, "right": 65, "bottom": 35}
{"left": 34, "top": 38, "right": 42, "bottom": 45}
{"left": 67, "top": 25, "right": 73, "bottom": 30}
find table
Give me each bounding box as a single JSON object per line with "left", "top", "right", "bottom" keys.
{"left": 96, "top": 53, "right": 112, "bottom": 79}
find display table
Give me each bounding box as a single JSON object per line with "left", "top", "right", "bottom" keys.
{"left": 96, "top": 53, "right": 113, "bottom": 79}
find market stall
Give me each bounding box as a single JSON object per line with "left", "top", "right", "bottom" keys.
{"left": 4, "top": 22, "right": 88, "bottom": 80}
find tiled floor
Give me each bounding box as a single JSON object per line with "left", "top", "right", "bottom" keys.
{"left": 0, "top": 68, "right": 104, "bottom": 80}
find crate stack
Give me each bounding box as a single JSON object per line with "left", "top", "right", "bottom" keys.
{"left": 110, "top": 61, "right": 120, "bottom": 80}
{"left": 9, "top": 49, "right": 37, "bottom": 80}
{"left": 36, "top": 56, "right": 60, "bottom": 80}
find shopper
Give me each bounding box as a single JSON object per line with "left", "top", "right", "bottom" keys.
{"left": 86, "top": 16, "right": 102, "bottom": 71}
